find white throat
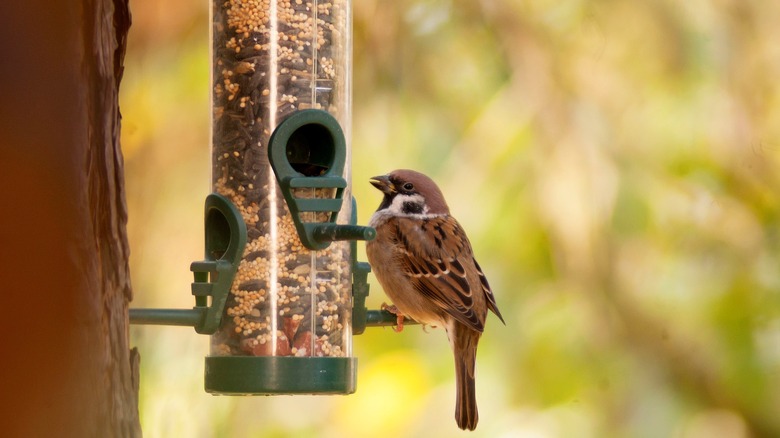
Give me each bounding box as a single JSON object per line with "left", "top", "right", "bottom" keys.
{"left": 369, "top": 194, "right": 441, "bottom": 227}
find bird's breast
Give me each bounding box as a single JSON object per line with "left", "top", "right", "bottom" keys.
{"left": 366, "top": 220, "right": 445, "bottom": 326}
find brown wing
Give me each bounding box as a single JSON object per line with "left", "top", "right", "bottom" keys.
{"left": 391, "top": 215, "right": 488, "bottom": 332}
{"left": 474, "top": 259, "right": 504, "bottom": 324}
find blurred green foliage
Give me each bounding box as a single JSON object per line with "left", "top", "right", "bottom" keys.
{"left": 123, "top": 0, "right": 780, "bottom": 436}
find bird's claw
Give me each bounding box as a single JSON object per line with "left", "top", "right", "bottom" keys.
{"left": 381, "top": 302, "right": 405, "bottom": 332}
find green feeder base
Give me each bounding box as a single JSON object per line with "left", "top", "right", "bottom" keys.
{"left": 205, "top": 356, "right": 357, "bottom": 395}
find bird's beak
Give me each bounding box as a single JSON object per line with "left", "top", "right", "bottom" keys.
{"left": 369, "top": 175, "right": 395, "bottom": 195}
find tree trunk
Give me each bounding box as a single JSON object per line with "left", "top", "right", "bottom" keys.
{"left": 0, "top": 0, "right": 141, "bottom": 436}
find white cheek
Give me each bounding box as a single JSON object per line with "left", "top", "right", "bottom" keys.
{"left": 389, "top": 194, "right": 428, "bottom": 215}
{"left": 369, "top": 194, "right": 436, "bottom": 227}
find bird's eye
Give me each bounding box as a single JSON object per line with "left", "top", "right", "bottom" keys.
{"left": 402, "top": 182, "right": 414, "bottom": 191}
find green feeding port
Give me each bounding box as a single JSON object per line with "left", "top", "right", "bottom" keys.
{"left": 128, "top": 193, "right": 247, "bottom": 335}
{"left": 193, "top": 193, "right": 247, "bottom": 334}
{"left": 268, "top": 109, "right": 375, "bottom": 251}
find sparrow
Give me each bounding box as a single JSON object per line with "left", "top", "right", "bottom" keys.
{"left": 365, "top": 169, "right": 504, "bottom": 431}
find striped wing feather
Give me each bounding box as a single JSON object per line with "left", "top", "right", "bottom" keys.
{"left": 392, "top": 215, "right": 501, "bottom": 331}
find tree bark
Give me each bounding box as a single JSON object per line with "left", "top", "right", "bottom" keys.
{"left": 0, "top": 0, "right": 140, "bottom": 436}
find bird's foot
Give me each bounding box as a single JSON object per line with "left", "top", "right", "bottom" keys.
{"left": 381, "top": 302, "right": 405, "bottom": 332}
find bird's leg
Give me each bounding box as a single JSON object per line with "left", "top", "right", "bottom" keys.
{"left": 381, "top": 302, "right": 405, "bottom": 332}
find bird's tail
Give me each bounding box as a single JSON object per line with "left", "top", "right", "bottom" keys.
{"left": 453, "top": 324, "right": 479, "bottom": 431}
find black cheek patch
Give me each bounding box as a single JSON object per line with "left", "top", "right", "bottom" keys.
{"left": 402, "top": 202, "right": 424, "bottom": 214}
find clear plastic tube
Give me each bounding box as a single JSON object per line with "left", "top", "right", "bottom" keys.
{"left": 210, "top": 0, "right": 352, "bottom": 359}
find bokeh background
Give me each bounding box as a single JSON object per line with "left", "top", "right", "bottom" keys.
{"left": 123, "top": 0, "right": 780, "bottom": 436}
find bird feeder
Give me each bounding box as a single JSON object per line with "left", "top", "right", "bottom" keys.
{"left": 210, "top": 0, "right": 365, "bottom": 394}
{"left": 130, "top": 0, "right": 410, "bottom": 396}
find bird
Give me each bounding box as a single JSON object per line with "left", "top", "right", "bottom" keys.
{"left": 365, "top": 169, "right": 504, "bottom": 431}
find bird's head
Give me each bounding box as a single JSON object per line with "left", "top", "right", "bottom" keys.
{"left": 370, "top": 169, "right": 450, "bottom": 216}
